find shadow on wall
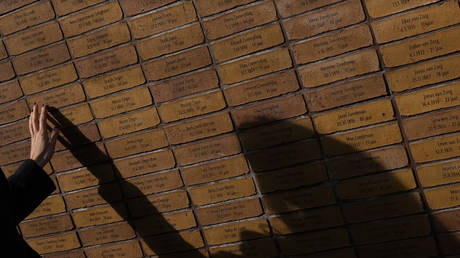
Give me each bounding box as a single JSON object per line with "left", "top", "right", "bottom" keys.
{"left": 47, "top": 109, "right": 452, "bottom": 258}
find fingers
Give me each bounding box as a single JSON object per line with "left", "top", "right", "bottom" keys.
{"left": 29, "top": 106, "right": 35, "bottom": 136}
{"left": 49, "top": 128, "right": 59, "bottom": 150}
{"left": 39, "top": 104, "right": 47, "bottom": 133}
{"left": 32, "top": 103, "right": 40, "bottom": 134}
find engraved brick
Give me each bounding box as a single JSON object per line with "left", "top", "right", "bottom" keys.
{"left": 20, "top": 214, "right": 73, "bottom": 238}
{"left": 57, "top": 164, "right": 114, "bottom": 192}
{"left": 359, "top": 237, "right": 438, "bottom": 258}
{"left": 0, "top": 42, "right": 7, "bottom": 59}
{"left": 144, "top": 46, "right": 211, "bottom": 81}
{"left": 105, "top": 129, "right": 168, "bottom": 159}
{"left": 137, "top": 23, "right": 204, "bottom": 61}
{"left": 210, "top": 239, "right": 277, "bottom": 258}
{"left": 13, "top": 42, "right": 70, "bottom": 75}
{"left": 0, "top": 119, "right": 28, "bottom": 146}
{"left": 141, "top": 230, "right": 204, "bottom": 255}
{"left": 218, "top": 48, "right": 292, "bottom": 85}
{"left": 386, "top": 53, "right": 460, "bottom": 92}
{"left": 122, "top": 169, "right": 182, "bottom": 197}
{"left": 128, "top": 2, "right": 197, "bottom": 39}
{"left": 418, "top": 159, "right": 460, "bottom": 187}
{"left": 0, "top": 61, "right": 15, "bottom": 82}
{"left": 158, "top": 90, "right": 226, "bottom": 123}
{"left": 195, "top": 0, "right": 256, "bottom": 17}
{"left": 119, "top": 0, "right": 175, "bottom": 16}
{"left": 174, "top": 134, "right": 241, "bottom": 166}
{"left": 85, "top": 240, "right": 142, "bottom": 258}
{"left": 438, "top": 232, "right": 460, "bottom": 255}
{"left": 165, "top": 112, "right": 233, "bottom": 144}
{"left": 90, "top": 87, "right": 152, "bottom": 118}
{"left": 182, "top": 155, "right": 249, "bottom": 186}
{"left": 52, "top": 0, "right": 105, "bottom": 16}
{"left": 0, "top": 80, "right": 22, "bottom": 104}
{"left": 27, "top": 83, "right": 85, "bottom": 108}
{"left": 83, "top": 66, "right": 145, "bottom": 99}
{"left": 97, "top": 107, "right": 160, "bottom": 139}
{"left": 114, "top": 150, "right": 175, "bottom": 178}
{"left": 197, "top": 198, "right": 262, "bottom": 225}
{"left": 256, "top": 162, "right": 328, "bottom": 193}
{"left": 364, "top": 0, "right": 438, "bottom": 18}
{"left": 283, "top": 0, "right": 365, "bottom": 40}
{"left": 50, "top": 143, "right": 107, "bottom": 172}
{"left": 5, "top": 22, "right": 62, "bottom": 55}
{"left": 72, "top": 204, "right": 126, "bottom": 228}
{"left": 410, "top": 132, "right": 460, "bottom": 162}
{"left": 299, "top": 48, "right": 380, "bottom": 88}
{"left": 380, "top": 26, "right": 460, "bottom": 67}
{"left": 55, "top": 123, "right": 101, "bottom": 151}
{"left": 48, "top": 103, "right": 94, "bottom": 128}
{"left": 426, "top": 184, "right": 460, "bottom": 210}
{"left": 433, "top": 209, "right": 460, "bottom": 232}
{"left": 27, "top": 232, "right": 80, "bottom": 255}
{"left": 275, "top": 0, "right": 342, "bottom": 18}
{"left": 305, "top": 74, "right": 387, "bottom": 112}
{"left": 150, "top": 69, "right": 219, "bottom": 103}
{"left": 190, "top": 177, "right": 255, "bottom": 206}
{"left": 2, "top": 162, "right": 53, "bottom": 178}
{"left": 0, "top": 99, "right": 29, "bottom": 126}
{"left": 26, "top": 195, "right": 66, "bottom": 219}
{"left": 0, "top": 140, "right": 29, "bottom": 166}
{"left": 0, "top": 1, "right": 55, "bottom": 35}
{"left": 20, "top": 63, "right": 77, "bottom": 95}
{"left": 65, "top": 183, "right": 122, "bottom": 210}
{"left": 0, "top": 0, "right": 35, "bottom": 15}
{"left": 270, "top": 206, "right": 343, "bottom": 235}
{"left": 293, "top": 24, "right": 373, "bottom": 65}
{"left": 372, "top": 1, "right": 460, "bottom": 44}
{"left": 128, "top": 190, "right": 189, "bottom": 218}
{"left": 313, "top": 99, "right": 394, "bottom": 134}
{"left": 60, "top": 2, "right": 122, "bottom": 37}
{"left": 79, "top": 222, "right": 135, "bottom": 246}
{"left": 68, "top": 23, "right": 131, "bottom": 58}
{"left": 133, "top": 210, "right": 196, "bottom": 236}
{"left": 301, "top": 248, "right": 357, "bottom": 258}
{"left": 43, "top": 249, "right": 85, "bottom": 258}
{"left": 403, "top": 108, "right": 460, "bottom": 141}
{"left": 278, "top": 228, "right": 350, "bottom": 255}
{"left": 204, "top": 218, "right": 270, "bottom": 245}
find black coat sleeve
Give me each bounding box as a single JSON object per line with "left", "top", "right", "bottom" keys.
{"left": 7, "top": 159, "right": 56, "bottom": 225}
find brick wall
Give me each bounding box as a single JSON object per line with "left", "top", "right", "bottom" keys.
{"left": 0, "top": 0, "right": 460, "bottom": 257}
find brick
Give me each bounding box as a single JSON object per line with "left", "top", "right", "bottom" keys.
{"left": 13, "top": 42, "right": 70, "bottom": 75}
{"left": 0, "top": 61, "right": 15, "bottom": 82}
{"left": 397, "top": 82, "right": 460, "bottom": 116}
{"left": 0, "top": 1, "right": 55, "bottom": 35}
{"left": 27, "top": 83, "right": 85, "bottom": 108}
{"left": 65, "top": 183, "right": 122, "bottom": 210}
{"left": 411, "top": 132, "right": 460, "bottom": 163}
{"left": 0, "top": 80, "right": 22, "bottom": 104}
{"left": 190, "top": 177, "right": 255, "bottom": 206}
{"left": 204, "top": 218, "right": 270, "bottom": 245}
{"left": 275, "top": 0, "right": 342, "bottom": 18}
{"left": 210, "top": 239, "right": 277, "bottom": 258}
{"left": 232, "top": 94, "right": 306, "bottom": 129}
{"left": 52, "top": 0, "right": 105, "bottom": 16}
{"left": 5, "top": 22, "right": 62, "bottom": 56}
{"left": 301, "top": 248, "right": 357, "bottom": 258}
{"left": 439, "top": 232, "right": 460, "bottom": 255}
{"left": 240, "top": 117, "right": 314, "bottom": 151}
{"left": 225, "top": 70, "right": 299, "bottom": 107}
{"left": 0, "top": 99, "right": 29, "bottom": 126}
{"left": 72, "top": 204, "right": 126, "bottom": 228}
{"left": 343, "top": 192, "right": 424, "bottom": 223}
{"left": 313, "top": 99, "right": 394, "bottom": 134}
{"left": 128, "top": 190, "right": 189, "bottom": 218}
{"left": 357, "top": 237, "right": 438, "bottom": 258}
{"left": 197, "top": 198, "right": 262, "bottom": 226}
{"left": 270, "top": 206, "right": 343, "bottom": 235}
{"left": 27, "top": 232, "right": 80, "bottom": 255}
{"left": 133, "top": 210, "right": 196, "bottom": 236}
{"left": 351, "top": 215, "right": 430, "bottom": 244}
{"left": 299, "top": 48, "right": 380, "bottom": 88}
{"left": 323, "top": 122, "right": 402, "bottom": 156}
{"left": 144, "top": 46, "right": 212, "bottom": 81}
{"left": 2, "top": 162, "right": 53, "bottom": 178}
{"left": 0, "top": 42, "right": 7, "bottom": 59}
{"left": 328, "top": 145, "right": 409, "bottom": 179}
{"left": 372, "top": 0, "right": 460, "bottom": 44}
{"left": 181, "top": 155, "right": 249, "bottom": 186}
{"left": 48, "top": 103, "right": 94, "bottom": 128}
{"left": 418, "top": 159, "right": 460, "bottom": 187}
{"left": 426, "top": 184, "right": 460, "bottom": 210}
{"left": 57, "top": 164, "right": 114, "bottom": 192}
{"left": 293, "top": 24, "right": 373, "bottom": 65}
{"left": 278, "top": 228, "right": 350, "bottom": 255}
{"left": 218, "top": 48, "right": 292, "bottom": 85}
{"left": 122, "top": 169, "right": 182, "bottom": 197}
{"left": 380, "top": 26, "right": 460, "bottom": 67}
{"left": 0, "top": 0, "right": 35, "bottom": 15}
{"left": 60, "top": 2, "right": 122, "bottom": 37}
{"left": 90, "top": 87, "right": 152, "bottom": 118}
{"left": 141, "top": 230, "right": 204, "bottom": 255}
{"left": 404, "top": 108, "right": 460, "bottom": 141}
{"left": 283, "top": 0, "right": 365, "bottom": 40}
{"left": 364, "top": 0, "right": 438, "bottom": 18}
{"left": 83, "top": 65, "right": 145, "bottom": 99}
{"left": 54, "top": 123, "right": 101, "bottom": 151}
{"left": 137, "top": 23, "right": 204, "bottom": 61}
{"left": 113, "top": 150, "right": 175, "bottom": 178}
{"left": 263, "top": 185, "right": 335, "bottom": 214}
{"left": 79, "top": 222, "right": 135, "bottom": 246}
{"left": 128, "top": 1, "right": 197, "bottom": 39}
{"left": 159, "top": 90, "right": 226, "bottom": 123}
{"left": 85, "top": 240, "right": 142, "bottom": 258}
{"left": 51, "top": 143, "right": 107, "bottom": 172}
{"left": 105, "top": 129, "right": 168, "bottom": 159}
{"left": 150, "top": 69, "right": 219, "bottom": 103}
{"left": 256, "top": 162, "right": 328, "bottom": 193}
{"left": 159, "top": 249, "right": 209, "bottom": 258}
{"left": 0, "top": 119, "right": 28, "bottom": 146}
{"left": 195, "top": 0, "right": 257, "bottom": 17}
{"left": 97, "top": 107, "right": 160, "bottom": 139}
{"left": 386, "top": 53, "right": 460, "bottom": 93}
{"left": 68, "top": 23, "right": 131, "bottom": 58}
{"left": 174, "top": 134, "right": 241, "bottom": 166}
{"left": 433, "top": 209, "right": 460, "bottom": 232}
{"left": 337, "top": 169, "right": 416, "bottom": 200}
{"left": 26, "top": 195, "right": 66, "bottom": 219}
{"left": 119, "top": 0, "right": 175, "bottom": 16}
{"left": 203, "top": 1, "right": 277, "bottom": 40}
{"left": 43, "top": 250, "right": 85, "bottom": 258}
{"left": 248, "top": 140, "right": 321, "bottom": 172}
{"left": 165, "top": 112, "right": 233, "bottom": 145}
{"left": 20, "top": 214, "right": 73, "bottom": 238}
{"left": 20, "top": 63, "right": 78, "bottom": 95}
{"left": 0, "top": 140, "right": 29, "bottom": 165}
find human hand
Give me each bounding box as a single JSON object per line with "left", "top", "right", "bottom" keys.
{"left": 29, "top": 104, "right": 59, "bottom": 167}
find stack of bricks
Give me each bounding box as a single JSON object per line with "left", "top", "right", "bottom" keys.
{"left": 0, "top": 0, "right": 460, "bottom": 257}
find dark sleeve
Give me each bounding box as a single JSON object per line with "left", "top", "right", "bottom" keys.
{"left": 7, "top": 159, "right": 56, "bottom": 225}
